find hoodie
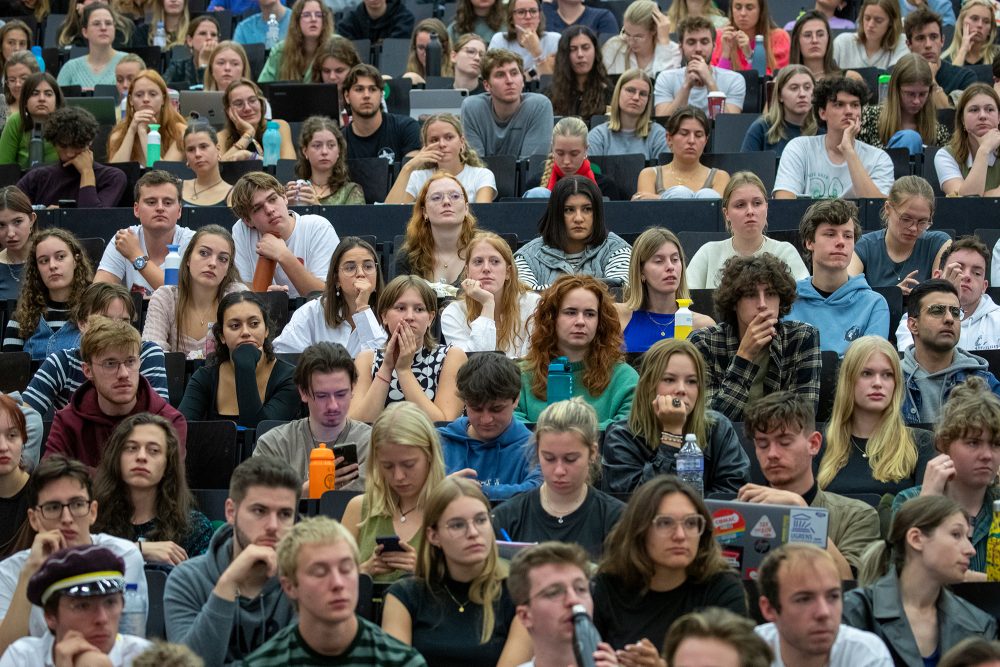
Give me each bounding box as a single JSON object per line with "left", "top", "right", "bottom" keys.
{"left": 901, "top": 346, "right": 1000, "bottom": 424}
{"left": 513, "top": 233, "right": 632, "bottom": 290}
{"left": 164, "top": 524, "right": 296, "bottom": 667}
{"left": 44, "top": 375, "right": 187, "bottom": 470}
{"left": 895, "top": 293, "right": 1000, "bottom": 352}
{"left": 438, "top": 416, "right": 540, "bottom": 500}
{"left": 336, "top": 0, "right": 414, "bottom": 42}
{"left": 788, "top": 275, "right": 890, "bottom": 356}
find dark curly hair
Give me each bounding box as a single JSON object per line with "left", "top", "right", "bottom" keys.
{"left": 92, "top": 413, "right": 193, "bottom": 546}
{"left": 714, "top": 253, "right": 797, "bottom": 328}
{"left": 547, "top": 26, "right": 609, "bottom": 120}
{"left": 42, "top": 105, "right": 99, "bottom": 148}
{"left": 523, "top": 273, "right": 623, "bottom": 400}
{"left": 210, "top": 291, "right": 275, "bottom": 365}
{"left": 15, "top": 228, "right": 93, "bottom": 339}
{"left": 812, "top": 74, "right": 870, "bottom": 123}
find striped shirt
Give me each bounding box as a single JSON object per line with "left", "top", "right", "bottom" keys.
{"left": 2, "top": 301, "right": 71, "bottom": 352}
{"left": 243, "top": 617, "right": 427, "bottom": 667}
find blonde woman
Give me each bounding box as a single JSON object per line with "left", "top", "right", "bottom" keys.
{"left": 587, "top": 69, "right": 667, "bottom": 161}
{"left": 341, "top": 401, "right": 448, "bottom": 583}
{"left": 601, "top": 0, "right": 680, "bottom": 76}
{"left": 832, "top": 0, "right": 908, "bottom": 69}
{"left": 857, "top": 53, "right": 949, "bottom": 155}
{"left": 404, "top": 18, "right": 454, "bottom": 84}
{"left": 259, "top": 0, "right": 334, "bottom": 83}
{"left": 616, "top": 227, "right": 714, "bottom": 353}
{"left": 934, "top": 83, "right": 1000, "bottom": 197}
{"left": 382, "top": 478, "right": 532, "bottom": 667}
{"left": 944, "top": 0, "right": 999, "bottom": 66}
{"left": 450, "top": 33, "right": 488, "bottom": 92}
{"left": 108, "top": 70, "right": 187, "bottom": 164}
{"left": 818, "top": 336, "right": 935, "bottom": 496}
{"left": 149, "top": 0, "right": 189, "bottom": 49}
{"left": 203, "top": 41, "right": 251, "bottom": 92}
{"left": 525, "top": 116, "right": 622, "bottom": 199}
{"left": 441, "top": 231, "right": 541, "bottom": 358}
{"left": 741, "top": 64, "right": 817, "bottom": 156}
{"left": 666, "top": 0, "right": 728, "bottom": 29}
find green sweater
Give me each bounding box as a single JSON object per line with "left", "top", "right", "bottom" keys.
{"left": 258, "top": 40, "right": 313, "bottom": 83}
{"left": 515, "top": 360, "right": 638, "bottom": 430}
{"left": 0, "top": 113, "right": 58, "bottom": 170}
{"left": 244, "top": 617, "right": 427, "bottom": 666}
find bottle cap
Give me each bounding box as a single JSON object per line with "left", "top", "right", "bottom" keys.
{"left": 571, "top": 604, "right": 588, "bottom": 616}
{"left": 167, "top": 244, "right": 178, "bottom": 252}
{"left": 311, "top": 443, "right": 334, "bottom": 460}
{"left": 878, "top": 74, "right": 890, "bottom": 84}
{"left": 125, "top": 583, "right": 138, "bottom": 591}
{"left": 994, "top": 499, "right": 1000, "bottom": 511}
{"left": 676, "top": 298, "right": 693, "bottom": 308}
{"left": 267, "top": 120, "right": 279, "bottom": 130}
{"left": 149, "top": 124, "right": 160, "bottom": 131}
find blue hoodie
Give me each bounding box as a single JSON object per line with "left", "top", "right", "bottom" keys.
{"left": 788, "top": 274, "right": 889, "bottom": 356}
{"left": 438, "top": 416, "right": 541, "bottom": 500}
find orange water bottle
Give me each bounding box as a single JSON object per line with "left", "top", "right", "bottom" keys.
{"left": 309, "top": 443, "right": 336, "bottom": 499}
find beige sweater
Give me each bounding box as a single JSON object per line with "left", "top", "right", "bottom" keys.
{"left": 141, "top": 282, "right": 248, "bottom": 358}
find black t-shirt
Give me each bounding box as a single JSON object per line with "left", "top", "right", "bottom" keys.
{"left": 936, "top": 60, "right": 977, "bottom": 95}
{"left": 819, "top": 426, "right": 934, "bottom": 496}
{"left": 592, "top": 570, "right": 747, "bottom": 651}
{"left": 344, "top": 113, "right": 421, "bottom": 162}
{"left": 0, "top": 480, "right": 30, "bottom": 559}
{"left": 490, "top": 486, "right": 625, "bottom": 559}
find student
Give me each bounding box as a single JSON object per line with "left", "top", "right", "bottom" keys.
{"left": 514, "top": 274, "right": 638, "bottom": 429}
{"left": 440, "top": 354, "right": 538, "bottom": 500}
{"left": 336, "top": 0, "right": 415, "bottom": 44}
{"left": 461, "top": 49, "right": 554, "bottom": 158}
{"left": 820, "top": 336, "right": 936, "bottom": 496}
{"left": 56, "top": 0, "right": 134, "bottom": 50}
{"left": 546, "top": 27, "right": 611, "bottom": 121}
{"left": 108, "top": 70, "right": 187, "bottom": 164}
{"left": 448, "top": 0, "right": 504, "bottom": 43}
{"left": 342, "top": 64, "right": 421, "bottom": 163}
{"left": 942, "top": 0, "right": 998, "bottom": 66}
{"left": 934, "top": 84, "right": 1000, "bottom": 197}
{"left": 666, "top": 0, "right": 728, "bottom": 30}
{"left": 164, "top": 457, "right": 301, "bottom": 666}
{"left": 0, "top": 72, "right": 60, "bottom": 170}
{"left": 755, "top": 544, "right": 894, "bottom": 667}
{"left": 690, "top": 253, "right": 821, "bottom": 422}
{"left": 832, "top": 0, "right": 908, "bottom": 69}
{"left": 381, "top": 478, "right": 532, "bottom": 667}
{"left": 0, "top": 185, "right": 36, "bottom": 301}
{"left": 786, "top": 10, "right": 845, "bottom": 79}
{"left": 522, "top": 117, "right": 622, "bottom": 199}
{"left": 163, "top": 15, "right": 220, "bottom": 86}
{"left": 544, "top": 0, "right": 617, "bottom": 34}
{"left": 711, "top": 0, "right": 790, "bottom": 74}
{"left": 253, "top": 343, "right": 371, "bottom": 493}
{"left": 602, "top": 339, "right": 750, "bottom": 496}
{"left": 653, "top": 16, "right": 746, "bottom": 117}
{"left": 309, "top": 34, "right": 362, "bottom": 90}
{"left": 741, "top": 64, "right": 817, "bottom": 155}
{"left": 489, "top": 0, "right": 559, "bottom": 75}
{"left": 228, "top": 172, "right": 340, "bottom": 298}
{"left": 665, "top": 609, "right": 774, "bottom": 667}
{"left": 587, "top": 69, "right": 668, "bottom": 161}
{"left": 601, "top": 0, "right": 679, "bottom": 76}
{"left": 403, "top": 19, "right": 453, "bottom": 85}
{"left": 258, "top": 0, "right": 333, "bottom": 82}
{"left": 15, "top": 107, "right": 127, "bottom": 209}
{"left": 774, "top": 75, "right": 895, "bottom": 198}
{"left": 850, "top": 176, "right": 949, "bottom": 293}
{"left": 634, "top": 107, "right": 729, "bottom": 200}
{"left": 450, "top": 33, "right": 489, "bottom": 93}
{"left": 286, "top": 116, "right": 364, "bottom": 206}
{"left": 273, "top": 237, "right": 385, "bottom": 356}
{"left": 493, "top": 398, "right": 624, "bottom": 558}
{"left": 788, "top": 199, "right": 889, "bottom": 355}
{"left": 845, "top": 495, "right": 998, "bottom": 662}
{"left": 180, "top": 124, "right": 232, "bottom": 207}
{"left": 242, "top": 516, "right": 427, "bottom": 666}
{"left": 738, "top": 391, "right": 881, "bottom": 577}
{"left": 55, "top": 3, "right": 126, "bottom": 90}
{"left": 218, "top": 79, "right": 296, "bottom": 162}
{"left": 442, "top": 232, "right": 540, "bottom": 358}
{"left": 233, "top": 0, "right": 290, "bottom": 45}
{"left": 905, "top": 9, "right": 974, "bottom": 99}
{"left": 0, "top": 51, "right": 40, "bottom": 138}
{"left": 113, "top": 54, "right": 145, "bottom": 111}
{"left": 95, "top": 170, "right": 195, "bottom": 296}
{"left": 0, "top": 395, "right": 40, "bottom": 559}
{"left": 203, "top": 41, "right": 252, "bottom": 92}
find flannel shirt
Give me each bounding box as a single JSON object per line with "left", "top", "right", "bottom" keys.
{"left": 690, "top": 320, "right": 821, "bottom": 422}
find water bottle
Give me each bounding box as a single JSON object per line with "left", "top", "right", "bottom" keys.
{"left": 309, "top": 442, "right": 337, "bottom": 498}
{"left": 265, "top": 13, "right": 280, "bottom": 50}
{"left": 572, "top": 604, "right": 602, "bottom": 667}
{"left": 120, "top": 583, "right": 146, "bottom": 637}
{"left": 153, "top": 20, "right": 167, "bottom": 48}
{"left": 30, "top": 45, "right": 44, "bottom": 73}
{"left": 119, "top": 96, "right": 129, "bottom": 121}
{"left": 146, "top": 123, "right": 161, "bottom": 167}
{"left": 750, "top": 34, "right": 767, "bottom": 75}
{"left": 677, "top": 434, "right": 705, "bottom": 498}
{"left": 28, "top": 122, "right": 43, "bottom": 168}
{"left": 674, "top": 298, "right": 693, "bottom": 340}
{"left": 878, "top": 74, "right": 890, "bottom": 105}
{"left": 988, "top": 500, "right": 1000, "bottom": 581}
{"left": 262, "top": 120, "right": 281, "bottom": 167}
{"left": 163, "top": 244, "right": 181, "bottom": 286}
{"left": 547, "top": 356, "right": 573, "bottom": 404}
{"left": 425, "top": 32, "right": 442, "bottom": 77}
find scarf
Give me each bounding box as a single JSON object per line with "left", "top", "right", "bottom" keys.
{"left": 545, "top": 158, "right": 598, "bottom": 190}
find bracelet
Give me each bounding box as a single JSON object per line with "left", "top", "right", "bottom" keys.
{"left": 375, "top": 373, "right": 391, "bottom": 385}
{"left": 660, "top": 431, "right": 684, "bottom": 445}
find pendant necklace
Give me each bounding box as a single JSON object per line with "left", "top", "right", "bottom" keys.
{"left": 398, "top": 504, "right": 417, "bottom": 523}
{"left": 442, "top": 583, "right": 471, "bottom": 613}
{"left": 850, "top": 436, "right": 869, "bottom": 459}
{"left": 646, "top": 311, "right": 675, "bottom": 338}
{"left": 191, "top": 179, "right": 223, "bottom": 200}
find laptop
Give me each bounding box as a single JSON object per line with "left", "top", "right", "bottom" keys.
{"left": 409, "top": 89, "right": 467, "bottom": 121}
{"left": 705, "top": 499, "right": 829, "bottom": 580}
{"left": 64, "top": 97, "right": 118, "bottom": 126}
{"left": 179, "top": 91, "right": 226, "bottom": 127}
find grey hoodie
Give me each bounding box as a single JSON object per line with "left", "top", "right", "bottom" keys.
{"left": 901, "top": 346, "right": 998, "bottom": 424}
{"left": 164, "top": 524, "right": 295, "bottom": 667}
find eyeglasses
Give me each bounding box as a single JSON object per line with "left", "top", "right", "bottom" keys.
{"left": 896, "top": 213, "right": 932, "bottom": 230}
{"left": 513, "top": 8, "right": 539, "bottom": 16}
{"left": 442, "top": 513, "right": 490, "bottom": 537}
{"left": 620, "top": 30, "right": 649, "bottom": 42}
{"left": 622, "top": 86, "right": 650, "bottom": 99}
{"left": 651, "top": 514, "right": 706, "bottom": 535}
{"left": 341, "top": 260, "right": 377, "bottom": 275}
{"left": 300, "top": 10, "right": 324, "bottom": 19}
{"left": 93, "top": 357, "right": 140, "bottom": 373}
{"left": 230, "top": 96, "right": 261, "bottom": 111}
{"left": 36, "top": 498, "right": 92, "bottom": 520}
{"left": 427, "top": 191, "right": 464, "bottom": 204}
{"left": 531, "top": 581, "right": 591, "bottom": 602}
{"left": 460, "top": 46, "right": 485, "bottom": 57}
{"left": 922, "top": 303, "right": 964, "bottom": 319}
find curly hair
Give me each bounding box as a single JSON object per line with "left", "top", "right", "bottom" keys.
{"left": 108, "top": 70, "right": 187, "bottom": 163}
{"left": 279, "top": 0, "right": 334, "bottom": 82}
{"left": 295, "top": 115, "right": 353, "bottom": 197}
{"left": 15, "top": 228, "right": 92, "bottom": 340}
{"left": 43, "top": 105, "right": 98, "bottom": 148}
{"left": 714, "top": 253, "right": 797, "bottom": 328}
{"left": 812, "top": 72, "right": 870, "bottom": 121}
{"left": 210, "top": 291, "right": 275, "bottom": 365}
{"left": 92, "top": 413, "right": 193, "bottom": 546}
{"left": 523, "top": 273, "right": 623, "bottom": 400}
{"left": 309, "top": 35, "right": 361, "bottom": 83}
{"left": 453, "top": 0, "right": 504, "bottom": 36}
{"left": 403, "top": 172, "right": 478, "bottom": 281}
{"left": 323, "top": 236, "right": 382, "bottom": 328}
{"left": 462, "top": 232, "right": 529, "bottom": 354}
{"left": 547, "top": 26, "right": 609, "bottom": 120}
{"left": 407, "top": 19, "right": 453, "bottom": 78}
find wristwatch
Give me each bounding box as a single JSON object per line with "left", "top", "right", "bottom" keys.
{"left": 132, "top": 255, "right": 148, "bottom": 270}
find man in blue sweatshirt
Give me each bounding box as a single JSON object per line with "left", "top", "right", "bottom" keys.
{"left": 438, "top": 353, "right": 540, "bottom": 500}
{"left": 788, "top": 198, "right": 889, "bottom": 356}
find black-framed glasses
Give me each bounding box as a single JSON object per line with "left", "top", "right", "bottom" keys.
{"left": 36, "top": 498, "right": 92, "bottom": 520}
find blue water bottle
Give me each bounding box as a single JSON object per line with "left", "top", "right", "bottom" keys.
{"left": 547, "top": 356, "right": 573, "bottom": 404}
{"left": 750, "top": 34, "right": 767, "bottom": 75}
{"left": 263, "top": 120, "right": 281, "bottom": 167}
{"left": 164, "top": 244, "right": 180, "bottom": 286}
{"left": 30, "top": 46, "right": 44, "bottom": 72}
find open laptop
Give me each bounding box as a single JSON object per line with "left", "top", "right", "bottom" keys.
{"left": 179, "top": 91, "right": 226, "bottom": 127}
{"left": 409, "top": 89, "right": 467, "bottom": 122}
{"left": 64, "top": 97, "right": 118, "bottom": 126}
{"left": 705, "top": 499, "right": 830, "bottom": 580}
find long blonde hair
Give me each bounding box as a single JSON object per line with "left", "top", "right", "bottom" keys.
{"left": 462, "top": 232, "right": 529, "bottom": 354}
{"left": 944, "top": 0, "right": 999, "bottom": 64}
{"left": 203, "top": 41, "right": 250, "bottom": 91}
{"left": 876, "top": 54, "right": 938, "bottom": 146}
{"left": 666, "top": 0, "right": 725, "bottom": 29}
{"left": 762, "top": 64, "right": 817, "bottom": 145}
{"left": 279, "top": 0, "right": 334, "bottom": 82}
{"left": 150, "top": 0, "right": 189, "bottom": 48}
{"left": 628, "top": 339, "right": 710, "bottom": 448}
{"left": 818, "top": 336, "right": 917, "bottom": 488}
{"left": 622, "top": 227, "right": 690, "bottom": 311}
{"left": 605, "top": 1, "right": 660, "bottom": 65}
{"left": 540, "top": 116, "right": 589, "bottom": 188}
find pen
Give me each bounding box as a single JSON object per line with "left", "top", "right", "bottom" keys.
{"left": 499, "top": 528, "right": 512, "bottom": 541}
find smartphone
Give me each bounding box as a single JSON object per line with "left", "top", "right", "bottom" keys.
{"left": 375, "top": 535, "right": 405, "bottom": 552}
{"left": 332, "top": 443, "right": 359, "bottom": 467}
{"left": 58, "top": 199, "right": 76, "bottom": 208}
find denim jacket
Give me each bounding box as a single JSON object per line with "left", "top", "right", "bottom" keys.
{"left": 900, "top": 347, "right": 1000, "bottom": 425}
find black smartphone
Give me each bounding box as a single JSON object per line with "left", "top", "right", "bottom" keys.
{"left": 58, "top": 199, "right": 76, "bottom": 208}
{"left": 375, "top": 535, "right": 404, "bottom": 552}
{"left": 332, "top": 443, "right": 359, "bottom": 467}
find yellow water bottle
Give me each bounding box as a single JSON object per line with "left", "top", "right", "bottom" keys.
{"left": 309, "top": 443, "right": 336, "bottom": 499}
{"left": 988, "top": 500, "right": 1000, "bottom": 581}
{"left": 674, "top": 299, "right": 694, "bottom": 340}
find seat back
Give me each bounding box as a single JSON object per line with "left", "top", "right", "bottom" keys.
{"left": 185, "top": 420, "right": 240, "bottom": 489}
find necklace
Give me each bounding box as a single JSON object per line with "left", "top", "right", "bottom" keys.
{"left": 732, "top": 235, "right": 767, "bottom": 257}
{"left": 666, "top": 163, "right": 699, "bottom": 188}
{"left": 398, "top": 503, "right": 418, "bottom": 523}
{"left": 540, "top": 485, "right": 586, "bottom": 525}
{"left": 644, "top": 311, "right": 675, "bottom": 338}
{"left": 191, "top": 178, "right": 224, "bottom": 201}
{"left": 850, "top": 436, "right": 869, "bottom": 459}
{"left": 309, "top": 180, "right": 330, "bottom": 198}
{"left": 442, "top": 583, "right": 471, "bottom": 613}
{"left": 0, "top": 250, "right": 20, "bottom": 284}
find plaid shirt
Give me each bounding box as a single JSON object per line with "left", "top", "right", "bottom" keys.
{"left": 690, "top": 320, "right": 821, "bottom": 422}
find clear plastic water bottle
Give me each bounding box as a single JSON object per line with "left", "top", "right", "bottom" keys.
{"left": 164, "top": 244, "right": 180, "bottom": 286}
{"left": 546, "top": 356, "right": 573, "bottom": 403}
{"left": 265, "top": 13, "right": 280, "bottom": 50}
{"left": 28, "top": 122, "right": 43, "bottom": 168}
{"left": 262, "top": 120, "right": 281, "bottom": 167}
{"left": 572, "top": 604, "right": 602, "bottom": 667}
{"left": 878, "top": 74, "right": 890, "bottom": 105}
{"left": 425, "top": 32, "right": 442, "bottom": 77}
{"left": 677, "top": 433, "right": 704, "bottom": 498}
{"left": 750, "top": 34, "right": 767, "bottom": 75}
{"left": 153, "top": 21, "right": 167, "bottom": 48}
{"left": 120, "top": 583, "right": 146, "bottom": 637}
{"left": 146, "top": 123, "right": 161, "bottom": 167}
{"left": 30, "top": 45, "right": 44, "bottom": 73}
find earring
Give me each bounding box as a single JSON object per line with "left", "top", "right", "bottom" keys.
{"left": 336, "top": 286, "right": 341, "bottom": 297}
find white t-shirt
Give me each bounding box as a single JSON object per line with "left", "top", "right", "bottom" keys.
{"left": 687, "top": 237, "right": 811, "bottom": 289}
{"left": 773, "top": 134, "right": 895, "bottom": 198}
{"left": 96, "top": 225, "right": 196, "bottom": 295}
{"left": 934, "top": 146, "right": 996, "bottom": 190}
{"left": 601, "top": 39, "right": 682, "bottom": 76}
{"left": 272, "top": 298, "right": 386, "bottom": 356}
{"left": 488, "top": 31, "right": 560, "bottom": 71}
{"left": 653, "top": 66, "right": 746, "bottom": 113}
{"left": 405, "top": 165, "right": 497, "bottom": 201}
{"left": 755, "top": 623, "right": 894, "bottom": 667}
{"left": 0, "top": 632, "right": 151, "bottom": 667}
{"left": 231, "top": 211, "right": 340, "bottom": 298}
{"left": 832, "top": 32, "right": 909, "bottom": 69}
{"left": 440, "top": 291, "right": 541, "bottom": 358}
